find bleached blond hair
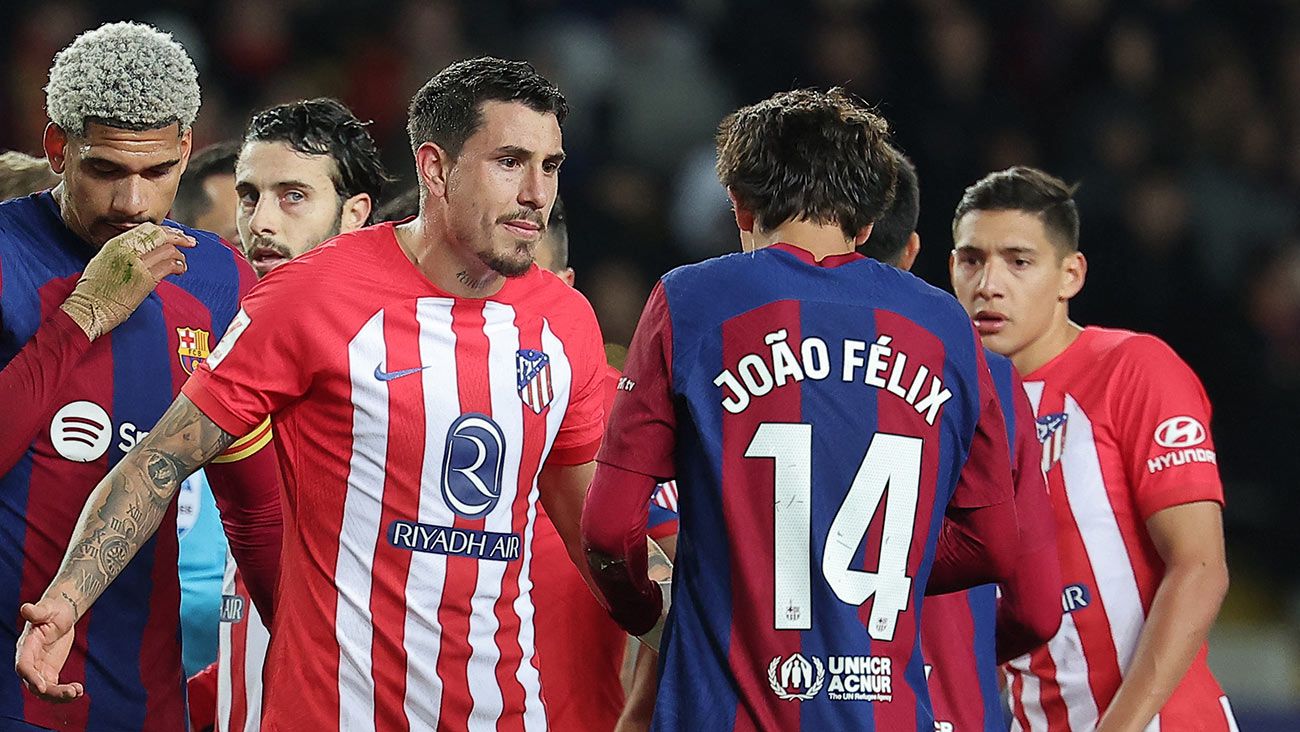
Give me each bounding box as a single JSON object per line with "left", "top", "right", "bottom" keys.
{"left": 45, "top": 21, "right": 200, "bottom": 137}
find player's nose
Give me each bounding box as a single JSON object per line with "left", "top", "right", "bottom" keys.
{"left": 111, "top": 177, "right": 150, "bottom": 219}
{"left": 973, "top": 261, "right": 1004, "bottom": 300}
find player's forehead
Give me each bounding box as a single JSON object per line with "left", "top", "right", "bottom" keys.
{"left": 953, "top": 208, "right": 1054, "bottom": 254}
{"left": 74, "top": 120, "right": 184, "bottom": 167}
{"left": 236, "top": 140, "right": 337, "bottom": 190}
{"left": 462, "top": 100, "right": 563, "bottom": 159}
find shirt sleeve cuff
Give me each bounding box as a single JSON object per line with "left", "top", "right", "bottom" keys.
{"left": 1136, "top": 484, "right": 1225, "bottom": 521}
{"left": 181, "top": 377, "right": 260, "bottom": 439}
{"left": 546, "top": 437, "right": 601, "bottom": 466}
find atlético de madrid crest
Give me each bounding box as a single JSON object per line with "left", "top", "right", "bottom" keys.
{"left": 1036, "top": 412, "right": 1069, "bottom": 471}
{"left": 177, "top": 327, "right": 212, "bottom": 375}
{"left": 516, "top": 349, "right": 553, "bottom": 414}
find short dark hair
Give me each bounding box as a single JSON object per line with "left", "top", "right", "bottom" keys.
{"left": 172, "top": 140, "right": 239, "bottom": 224}
{"left": 406, "top": 57, "right": 568, "bottom": 157}
{"left": 244, "top": 98, "right": 391, "bottom": 220}
{"left": 716, "top": 87, "right": 897, "bottom": 240}
{"left": 541, "top": 195, "right": 569, "bottom": 269}
{"left": 953, "top": 166, "right": 1080, "bottom": 251}
{"left": 861, "top": 149, "right": 919, "bottom": 265}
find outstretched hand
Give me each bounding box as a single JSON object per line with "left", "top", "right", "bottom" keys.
{"left": 14, "top": 597, "right": 83, "bottom": 702}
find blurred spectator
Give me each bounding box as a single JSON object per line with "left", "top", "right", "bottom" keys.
{"left": 172, "top": 140, "right": 241, "bottom": 242}
{"left": 0, "top": 151, "right": 59, "bottom": 200}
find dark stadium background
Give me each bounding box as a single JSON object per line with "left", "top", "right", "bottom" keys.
{"left": 2, "top": 0, "right": 1297, "bottom": 726}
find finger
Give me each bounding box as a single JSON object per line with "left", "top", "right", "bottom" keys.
{"left": 14, "top": 634, "right": 46, "bottom": 692}
{"left": 161, "top": 226, "right": 198, "bottom": 248}
{"left": 141, "top": 246, "right": 188, "bottom": 279}
{"left": 19, "top": 602, "right": 50, "bottom": 624}
{"left": 40, "top": 680, "right": 85, "bottom": 702}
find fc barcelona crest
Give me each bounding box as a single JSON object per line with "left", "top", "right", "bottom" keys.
{"left": 516, "top": 349, "right": 554, "bottom": 414}
{"left": 177, "top": 327, "right": 212, "bottom": 375}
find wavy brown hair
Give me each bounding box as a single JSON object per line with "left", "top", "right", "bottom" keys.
{"left": 716, "top": 87, "right": 897, "bottom": 239}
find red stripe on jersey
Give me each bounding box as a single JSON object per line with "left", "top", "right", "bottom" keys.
{"left": 19, "top": 281, "right": 108, "bottom": 730}
{"left": 434, "top": 301, "right": 491, "bottom": 728}
{"left": 1008, "top": 667, "right": 1031, "bottom": 731}
{"left": 1028, "top": 639, "right": 1071, "bottom": 730}
{"left": 869, "top": 310, "right": 945, "bottom": 732}
{"left": 490, "top": 312, "right": 545, "bottom": 729}
{"left": 368, "top": 303, "right": 426, "bottom": 732}
{"left": 721, "top": 301, "right": 802, "bottom": 732}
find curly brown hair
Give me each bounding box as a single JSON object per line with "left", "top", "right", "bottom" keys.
{"left": 716, "top": 88, "right": 897, "bottom": 240}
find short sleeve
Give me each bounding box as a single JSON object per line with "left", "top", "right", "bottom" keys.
{"left": 546, "top": 294, "right": 608, "bottom": 466}
{"left": 950, "top": 343, "right": 1016, "bottom": 509}
{"left": 596, "top": 281, "right": 677, "bottom": 480}
{"left": 1108, "top": 335, "right": 1223, "bottom": 519}
{"left": 182, "top": 274, "right": 317, "bottom": 437}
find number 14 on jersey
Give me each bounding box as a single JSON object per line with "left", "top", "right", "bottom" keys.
{"left": 745, "top": 424, "right": 922, "bottom": 642}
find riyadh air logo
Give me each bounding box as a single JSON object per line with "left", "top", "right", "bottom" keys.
{"left": 50, "top": 401, "right": 112, "bottom": 462}
{"left": 767, "top": 653, "right": 825, "bottom": 701}
{"left": 516, "top": 349, "right": 554, "bottom": 414}
{"left": 1154, "top": 416, "right": 1205, "bottom": 448}
{"left": 1036, "top": 412, "right": 1069, "bottom": 472}
{"left": 442, "top": 413, "right": 506, "bottom": 518}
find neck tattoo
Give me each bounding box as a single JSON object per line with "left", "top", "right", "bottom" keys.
{"left": 456, "top": 270, "right": 489, "bottom": 290}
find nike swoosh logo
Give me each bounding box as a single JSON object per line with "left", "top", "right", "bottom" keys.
{"left": 374, "top": 364, "right": 431, "bottom": 382}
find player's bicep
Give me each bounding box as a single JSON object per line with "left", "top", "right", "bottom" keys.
{"left": 1145, "top": 500, "right": 1226, "bottom": 571}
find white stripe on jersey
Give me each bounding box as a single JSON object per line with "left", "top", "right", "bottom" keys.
{"left": 1219, "top": 696, "right": 1240, "bottom": 732}
{"left": 335, "top": 310, "right": 389, "bottom": 732}
{"left": 240, "top": 578, "right": 269, "bottom": 732}
{"left": 1059, "top": 394, "right": 1146, "bottom": 670}
{"left": 517, "top": 319, "right": 573, "bottom": 732}
{"left": 404, "top": 298, "right": 459, "bottom": 727}
{"left": 216, "top": 556, "right": 235, "bottom": 732}
{"left": 1144, "top": 714, "right": 1161, "bottom": 731}
{"left": 1049, "top": 611, "right": 1101, "bottom": 729}
{"left": 465, "top": 303, "right": 520, "bottom": 730}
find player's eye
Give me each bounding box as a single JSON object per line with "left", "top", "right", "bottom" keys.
{"left": 238, "top": 191, "right": 257, "bottom": 207}
{"left": 1012, "top": 258, "right": 1032, "bottom": 269}
{"left": 542, "top": 161, "right": 560, "bottom": 174}
{"left": 284, "top": 190, "right": 306, "bottom": 204}
{"left": 500, "top": 157, "right": 520, "bottom": 169}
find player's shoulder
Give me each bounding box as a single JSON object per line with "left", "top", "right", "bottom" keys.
{"left": 1082, "top": 326, "right": 1191, "bottom": 374}
{"left": 515, "top": 265, "right": 601, "bottom": 327}
{"left": 0, "top": 192, "right": 58, "bottom": 249}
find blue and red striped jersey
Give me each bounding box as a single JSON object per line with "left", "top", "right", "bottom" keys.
{"left": 0, "top": 192, "right": 254, "bottom": 732}
{"left": 921, "top": 351, "right": 1020, "bottom": 732}
{"left": 596, "top": 243, "right": 1015, "bottom": 731}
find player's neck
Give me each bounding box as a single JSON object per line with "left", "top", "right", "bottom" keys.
{"left": 1012, "top": 315, "right": 1083, "bottom": 375}
{"left": 394, "top": 217, "right": 505, "bottom": 298}
{"left": 749, "top": 220, "right": 857, "bottom": 260}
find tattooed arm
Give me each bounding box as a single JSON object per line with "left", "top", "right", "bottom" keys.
{"left": 14, "top": 395, "right": 233, "bottom": 702}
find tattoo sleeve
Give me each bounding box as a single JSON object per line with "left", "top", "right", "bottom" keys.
{"left": 48, "top": 394, "right": 234, "bottom": 616}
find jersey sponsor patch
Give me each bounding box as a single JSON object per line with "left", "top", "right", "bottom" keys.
{"left": 177, "top": 327, "right": 212, "bottom": 375}
{"left": 442, "top": 413, "right": 506, "bottom": 518}
{"left": 1154, "top": 415, "right": 1206, "bottom": 448}
{"left": 516, "top": 349, "right": 554, "bottom": 414}
{"left": 49, "top": 400, "right": 113, "bottom": 462}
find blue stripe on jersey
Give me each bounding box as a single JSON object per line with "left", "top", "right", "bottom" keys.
{"left": 987, "top": 351, "right": 1018, "bottom": 452}
{"left": 0, "top": 457, "right": 34, "bottom": 718}
{"left": 83, "top": 296, "right": 175, "bottom": 730}
{"left": 964, "top": 351, "right": 1018, "bottom": 731}
{"left": 162, "top": 218, "right": 241, "bottom": 333}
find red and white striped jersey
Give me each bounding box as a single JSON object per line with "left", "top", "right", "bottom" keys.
{"left": 183, "top": 223, "right": 608, "bottom": 732}
{"left": 1006, "top": 327, "right": 1238, "bottom": 731}
{"left": 216, "top": 552, "right": 268, "bottom": 732}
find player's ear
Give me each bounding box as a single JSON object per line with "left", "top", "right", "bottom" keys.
{"left": 727, "top": 188, "right": 755, "bottom": 234}
{"left": 415, "top": 142, "right": 452, "bottom": 199}
{"left": 897, "top": 232, "right": 921, "bottom": 272}
{"left": 1059, "top": 250, "right": 1086, "bottom": 301}
{"left": 852, "top": 222, "right": 874, "bottom": 248}
{"left": 176, "top": 128, "right": 194, "bottom": 176}
{"left": 43, "top": 124, "right": 69, "bottom": 174}
{"left": 339, "top": 192, "right": 372, "bottom": 233}
{"left": 559, "top": 266, "right": 575, "bottom": 287}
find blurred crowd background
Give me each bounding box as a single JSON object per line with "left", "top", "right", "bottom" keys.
{"left": 2, "top": 0, "right": 1297, "bottom": 724}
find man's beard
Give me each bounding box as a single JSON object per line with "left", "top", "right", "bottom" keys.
{"left": 478, "top": 244, "right": 533, "bottom": 278}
